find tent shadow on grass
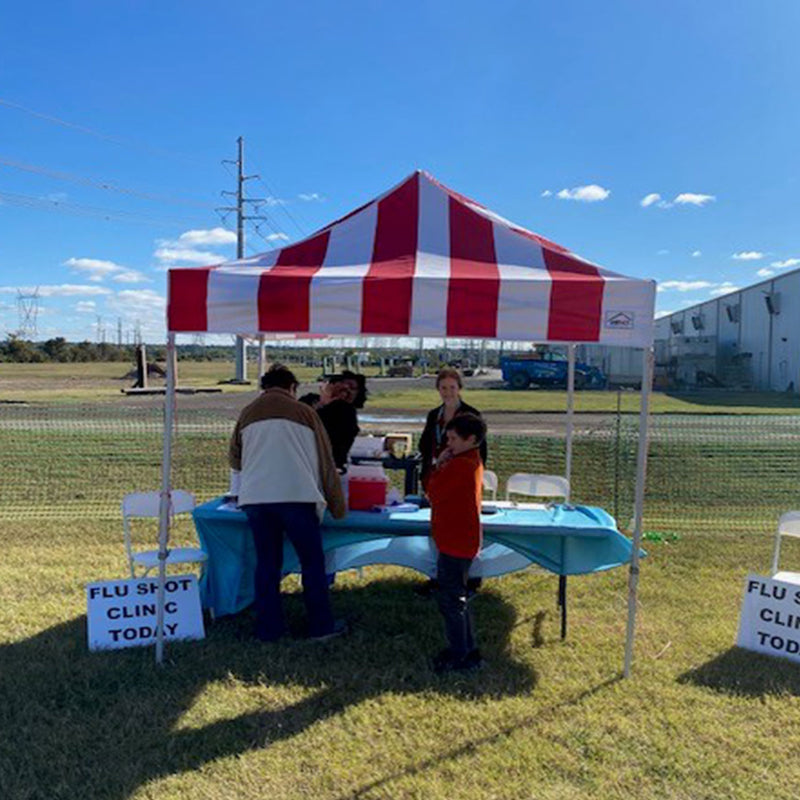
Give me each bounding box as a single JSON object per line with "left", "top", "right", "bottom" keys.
{"left": 0, "top": 578, "right": 536, "bottom": 800}
{"left": 678, "top": 646, "right": 800, "bottom": 697}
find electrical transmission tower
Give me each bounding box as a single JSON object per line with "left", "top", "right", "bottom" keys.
{"left": 17, "top": 288, "right": 40, "bottom": 339}
{"left": 217, "top": 136, "right": 270, "bottom": 383}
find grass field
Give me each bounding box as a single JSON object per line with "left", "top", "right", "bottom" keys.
{"left": 3, "top": 361, "right": 800, "bottom": 413}
{"left": 3, "top": 363, "right": 800, "bottom": 798}
{"left": 2, "top": 518, "right": 800, "bottom": 800}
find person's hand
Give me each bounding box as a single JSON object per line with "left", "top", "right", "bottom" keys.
{"left": 435, "top": 447, "right": 454, "bottom": 469}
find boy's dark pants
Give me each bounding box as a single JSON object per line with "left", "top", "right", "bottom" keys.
{"left": 243, "top": 502, "right": 335, "bottom": 641}
{"left": 436, "top": 552, "right": 476, "bottom": 660}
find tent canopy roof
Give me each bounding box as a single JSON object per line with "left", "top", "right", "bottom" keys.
{"left": 168, "top": 170, "right": 655, "bottom": 346}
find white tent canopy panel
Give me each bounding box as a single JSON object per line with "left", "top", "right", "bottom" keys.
{"left": 167, "top": 170, "right": 655, "bottom": 345}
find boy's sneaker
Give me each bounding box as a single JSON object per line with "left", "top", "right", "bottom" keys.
{"left": 433, "top": 648, "right": 460, "bottom": 673}
{"left": 308, "top": 618, "right": 349, "bottom": 642}
{"left": 462, "top": 648, "right": 484, "bottom": 670}
{"left": 413, "top": 579, "right": 439, "bottom": 598}
{"left": 433, "top": 648, "right": 484, "bottom": 673}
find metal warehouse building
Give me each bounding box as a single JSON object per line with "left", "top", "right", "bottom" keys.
{"left": 578, "top": 265, "right": 800, "bottom": 393}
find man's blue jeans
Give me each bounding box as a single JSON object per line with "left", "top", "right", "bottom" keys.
{"left": 242, "top": 502, "right": 335, "bottom": 640}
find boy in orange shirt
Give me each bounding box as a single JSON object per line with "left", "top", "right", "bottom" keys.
{"left": 425, "top": 413, "right": 486, "bottom": 672}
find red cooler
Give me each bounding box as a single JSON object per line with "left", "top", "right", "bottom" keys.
{"left": 346, "top": 464, "right": 388, "bottom": 510}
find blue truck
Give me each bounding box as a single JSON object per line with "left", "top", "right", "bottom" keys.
{"left": 500, "top": 353, "right": 606, "bottom": 390}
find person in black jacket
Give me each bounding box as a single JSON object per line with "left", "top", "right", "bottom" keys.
{"left": 316, "top": 371, "right": 366, "bottom": 470}
{"left": 419, "top": 367, "right": 488, "bottom": 490}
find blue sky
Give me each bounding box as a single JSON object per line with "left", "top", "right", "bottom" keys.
{"left": 1, "top": 0, "right": 798, "bottom": 342}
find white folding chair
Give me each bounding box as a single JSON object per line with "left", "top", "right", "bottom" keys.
{"left": 505, "top": 473, "right": 570, "bottom": 503}
{"left": 504, "top": 473, "right": 571, "bottom": 640}
{"left": 121, "top": 490, "right": 208, "bottom": 578}
{"left": 482, "top": 469, "right": 499, "bottom": 501}
{"left": 771, "top": 511, "right": 800, "bottom": 584}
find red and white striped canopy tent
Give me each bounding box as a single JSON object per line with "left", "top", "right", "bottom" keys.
{"left": 157, "top": 171, "right": 656, "bottom": 677}
{"left": 167, "top": 170, "right": 655, "bottom": 345}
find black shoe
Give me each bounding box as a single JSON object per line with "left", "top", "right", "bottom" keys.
{"left": 254, "top": 630, "right": 288, "bottom": 643}
{"left": 432, "top": 648, "right": 459, "bottom": 673}
{"left": 413, "top": 579, "right": 439, "bottom": 598}
{"left": 433, "top": 648, "right": 484, "bottom": 674}
{"left": 308, "top": 619, "right": 349, "bottom": 642}
{"left": 462, "top": 648, "right": 484, "bottom": 671}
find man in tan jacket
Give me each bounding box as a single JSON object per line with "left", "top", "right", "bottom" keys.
{"left": 229, "top": 364, "right": 346, "bottom": 641}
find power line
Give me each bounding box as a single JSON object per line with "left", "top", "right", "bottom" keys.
{"left": 246, "top": 154, "right": 310, "bottom": 238}
{"left": 0, "top": 155, "right": 210, "bottom": 208}
{"left": 0, "top": 189, "right": 198, "bottom": 227}
{"left": 0, "top": 97, "right": 204, "bottom": 165}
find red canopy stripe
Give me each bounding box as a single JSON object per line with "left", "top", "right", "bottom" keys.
{"left": 544, "top": 249, "right": 604, "bottom": 341}
{"left": 446, "top": 197, "right": 500, "bottom": 337}
{"left": 257, "top": 231, "right": 331, "bottom": 332}
{"left": 361, "top": 172, "right": 419, "bottom": 334}
{"left": 168, "top": 268, "right": 211, "bottom": 332}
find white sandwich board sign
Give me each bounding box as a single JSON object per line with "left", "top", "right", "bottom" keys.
{"left": 86, "top": 574, "right": 205, "bottom": 651}
{"left": 737, "top": 573, "right": 800, "bottom": 665}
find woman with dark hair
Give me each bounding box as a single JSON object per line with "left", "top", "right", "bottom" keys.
{"left": 419, "top": 367, "right": 487, "bottom": 490}
{"left": 316, "top": 371, "right": 366, "bottom": 469}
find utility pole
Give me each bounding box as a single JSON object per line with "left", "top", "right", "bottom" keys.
{"left": 218, "top": 136, "right": 271, "bottom": 383}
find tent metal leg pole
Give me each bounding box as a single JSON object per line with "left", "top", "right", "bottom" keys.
{"left": 257, "top": 334, "right": 265, "bottom": 383}
{"left": 565, "top": 344, "right": 575, "bottom": 502}
{"left": 623, "top": 347, "right": 654, "bottom": 678}
{"left": 558, "top": 575, "right": 567, "bottom": 640}
{"left": 155, "top": 332, "right": 177, "bottom": 666}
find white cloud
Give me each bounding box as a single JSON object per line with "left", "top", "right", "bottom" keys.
{"left": 176, "top": 227, "right": 237, "bottom": 246}
{"left": 709, "top": 282, "right": 739, "bottom": 297}
{"left": 657, "top": 249, "right": 670, "bottom": 256}
{"left": 113, "top": 270, "right": 148, "bottom": 283}
{"left": 265, "top": 233, "right": 290, "bottom": 242}
{"left": 0, "top": 283, "right": 112, "bottom": 297}
{"left": 153, "top": 228, "right": 236, "bottom": 267}
{"left": 115, "top": 289, "right": 165, "bottom": 309}
{"left": 540, "top": 189, "right": 552, "bottom": 198}
{"left": 75, "top": 301, "right": 96, "bottom": 313}
{"left": 771, "top": 258, "right": 800, "bottom": 269}
{"left": 298, "top": 193, "right": 324, "bottom": 202}
{"left": 556, "top": 184, "right": 610, "bottom": 202}
{"left": 64, "top": 257, "right": 148, "bottom": 284}
{"left": 64, "top": 257, "right": 125, "bottom": 282}
{"left": 756, "top": 268, "right": 775, "bottom": 278}
{"left": 691, "top": 250, "right": 702, "bottom": 257}
{"left": 674, "top": 193, "right": 716, "bottom": 207}
{"left": 732, "top": 251, "right": 764, "bottom": 261}
{"left": 153, "top": 246, "right": 224, "bottom": 265}
{"left": 640, "top": 193, "right": 661, "bottom": 207}
{"left": 657, "top": 280, "right": 715, "bottom": 293}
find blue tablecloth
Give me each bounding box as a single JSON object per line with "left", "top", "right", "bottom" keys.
{"left": 193, "top": 497, "right": 643, "bottom": 616}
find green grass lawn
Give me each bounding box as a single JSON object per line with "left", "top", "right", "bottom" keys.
{"left": 2, "top": 519, "right": 800, "bottom": 800}
{"left": 3, "top": 361, "right": 800, "bottom": 412}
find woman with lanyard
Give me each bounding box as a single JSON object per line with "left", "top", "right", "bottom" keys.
{"left": 417, "top": 367, "right": 487, "bottom": 597}
{"left": 419, "top": 367, "right": 487, "bottom": 491}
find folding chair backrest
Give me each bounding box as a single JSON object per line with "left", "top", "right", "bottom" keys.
{"left": 121, "top": 490, "right": 196, "bottom": 578}
{"left": 482, "top": 470, "right": 499, "bottom": 499}
{"left": 779, "top": 511, "right": 800, "bottom": 538}
{"left": 122, "top": 490, "right": 195, "bottom": 519}
{"left": 506, "top": 473, "right": 570, "bottom": 502}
